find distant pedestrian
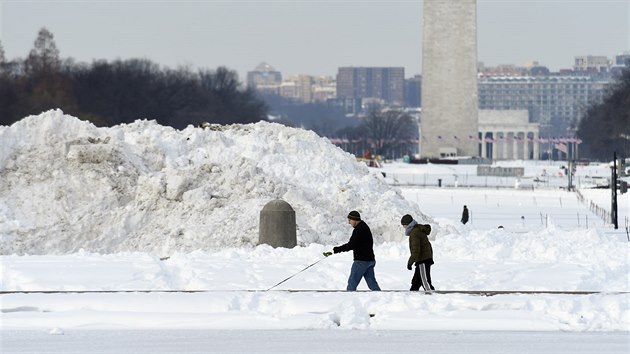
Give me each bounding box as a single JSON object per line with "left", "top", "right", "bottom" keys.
{"left": 324, "top": 210, "right": 381, "bottom": 291}
{"left": 461, "top": 205, "right": 469, "bottom": 225}
{"left": 400, "top": 214, "right": 435, "bottom": 292}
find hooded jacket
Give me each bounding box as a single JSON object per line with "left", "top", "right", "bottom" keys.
{"left": 406, "top": 222, "right": 433, "bottom": 268}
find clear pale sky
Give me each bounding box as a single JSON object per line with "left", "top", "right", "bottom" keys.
{"left": 0, "top": 0, "right": 628, "bottom": 80}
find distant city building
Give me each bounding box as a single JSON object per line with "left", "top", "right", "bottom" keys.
{"left": 574, "top": 55, "right": 610, "bottom": 73}
{"left": 278, "top": 75, "right": 336, "bottom": 103}
{"left": 294, "top": 75, "right": 314, "bottom": 103}
{"left": 478, "top": 62, "right": 552, "bottom": 77}
{"left": 528, "top": 65, "right": 551, "bottom": 76}
{"left": 246, "top": 62, "right": 282, "bottom": 88}
{"left": 254, "top": 84, "right": 281, "bottom": 96}
{"left": 248, "top": 64, "right": 337, "bottom": 104}
{"left": 404, "top": 75, "right": 422, "bottom": 108}
{"left": 276, "top": 75, "right": 313, "bottom": 103}
{"left": 311, "top": 76, "right": 337, "bottom": 103}
{"left": 477, "top": 75, "right": 610, "bottom": 137}
{"left": 279, "top": 81, "right": 298, "bottom": 101}
{"left": 611, "top": 51, "right": 630, "bottom": 77}
{"left": 469, "top": 57, "right": 617, "bottom": 159}
{"left": 615, "top": 51, "right": 630, "bottom": 66}
{"left": 478, "top": 63, "right": 529, "bottom": 77}
{"left": 336, "top": 67, "right": 405, "bottom": 106}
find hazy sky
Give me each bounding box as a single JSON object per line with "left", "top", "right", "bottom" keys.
{"left": 0, "top": 0, "right": 628, "bottom": 80}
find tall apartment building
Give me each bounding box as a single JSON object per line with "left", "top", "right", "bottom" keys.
{"left": 336, "top": 67, "right": 405, "bottom": 106}
{"left": 477, "top": 75, "right": 609, "bottom": 135}
{"left": 404, "top": 75, "right": 422, "bottom": 108}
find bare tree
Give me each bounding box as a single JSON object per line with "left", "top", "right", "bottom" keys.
{"left": 361, "top": 103, "right": 417, "bottom": 157}
{"left": 198, "top": 67, "right": 267, "bottom": 124}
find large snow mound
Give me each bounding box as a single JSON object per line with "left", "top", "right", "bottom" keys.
{"left": 0, "top": 110, "right": 432, "bottom": 255}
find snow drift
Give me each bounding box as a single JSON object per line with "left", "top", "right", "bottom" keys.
{"left": 0, "top": 110, "right": 431, "bottom": 255}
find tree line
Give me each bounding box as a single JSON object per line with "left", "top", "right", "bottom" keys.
{"left": 0, "top": 28, "right": 267, "bottom": 128}
{"left": 578, "top": 66, "right": 630, "bottom": 160}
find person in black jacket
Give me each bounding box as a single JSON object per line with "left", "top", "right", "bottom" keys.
{"left": 326, "top": 210, "right": 381, "bottom": 291}
{"left": 461, "top": 205, "right": 469, "bottom": 225}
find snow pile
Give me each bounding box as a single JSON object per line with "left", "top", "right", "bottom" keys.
{"left": 0, "top": 110, "right": 430, "bottom": 255}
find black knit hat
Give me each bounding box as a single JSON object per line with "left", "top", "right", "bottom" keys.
{"left": 400, "top": 214, "right": 413, "bottom": 225}
{"left": 347, "top": 210, "right": 361, "bottom": 221}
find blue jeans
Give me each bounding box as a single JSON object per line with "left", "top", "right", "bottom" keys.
{"left": 347, "top": 260, "right": 381, "bottom": 291}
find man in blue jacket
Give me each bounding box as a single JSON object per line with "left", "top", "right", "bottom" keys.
{"left": 325, "top": 210, "right": 381, "bottom": 291}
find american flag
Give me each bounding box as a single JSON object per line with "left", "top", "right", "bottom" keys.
{"left": 555, "top": 143, "right": 568, "bottom": 154}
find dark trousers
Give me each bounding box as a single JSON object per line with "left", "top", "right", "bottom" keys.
{"left": 411, "top": 262, "right": 435, "bottom": 291}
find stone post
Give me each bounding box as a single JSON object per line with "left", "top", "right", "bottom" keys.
{"left": 259, "top": 199, "right": 296, "bottom": 248}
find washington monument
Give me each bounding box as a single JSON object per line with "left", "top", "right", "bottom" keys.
{"left": 421, "top": 0, "right": 478, "bottom": 158}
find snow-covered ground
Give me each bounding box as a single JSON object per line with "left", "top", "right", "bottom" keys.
{"left": 1, "top": 111, "right": 628, "bottom": 353}
{"left": 2, "top": 330, "right": 628, "bottom": 354}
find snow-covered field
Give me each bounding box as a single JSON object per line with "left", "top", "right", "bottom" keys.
{"left": 1, "top": 111, "right": 628, "bottom": 353}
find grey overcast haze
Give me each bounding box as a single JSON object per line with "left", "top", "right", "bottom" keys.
{"left": 0, "top": 0, "right": 629, "bottom": 81}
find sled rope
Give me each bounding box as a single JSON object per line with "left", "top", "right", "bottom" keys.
{"left": 266, "top": 257, "right": 328, "bottom": 291}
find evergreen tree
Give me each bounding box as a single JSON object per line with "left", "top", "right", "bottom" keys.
{"left": 24, "top": 27, "right": 61, "bottom": 75}
{"left": 0, "top": 40, "right": 5, "bottom": 65}
{"left": 18, "top": 27, "right": 79, "bottom": 119}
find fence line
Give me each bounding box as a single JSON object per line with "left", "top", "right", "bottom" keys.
{"left": 575, "top": 189, "right": 610, "bottom": 225}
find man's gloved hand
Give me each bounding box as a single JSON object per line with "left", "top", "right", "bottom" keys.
{"left": 323, "top": 251, "right": 333, "bottom": 257}
{"left": 407, "top": 263, "right": 413, "bottom": 270}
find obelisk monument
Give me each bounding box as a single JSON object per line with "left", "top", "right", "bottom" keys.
{"left": 421, "top": 0, "right": 478, "bottom": 158}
